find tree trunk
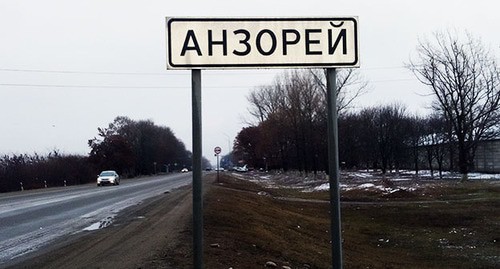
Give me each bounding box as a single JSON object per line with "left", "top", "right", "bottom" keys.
{"left": 457, "top": 140, "right": 469, "bottom": 181}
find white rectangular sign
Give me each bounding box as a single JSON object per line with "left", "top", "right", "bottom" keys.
{"left": 166, "top": 17, "right": 359, "bottom": 69}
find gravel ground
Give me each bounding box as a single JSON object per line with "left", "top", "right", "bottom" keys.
{"left": 7, "top": 185, "right": 194, "bottom": 269}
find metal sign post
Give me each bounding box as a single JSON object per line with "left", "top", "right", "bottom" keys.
{"left": 191, "top": 69, "right": 203, "bottom": 269}
{"left": 214, "top": 146, "right": 221, "bottom": 183}
{"left": 326, "top": 68, "right": 343, "bottom": 268}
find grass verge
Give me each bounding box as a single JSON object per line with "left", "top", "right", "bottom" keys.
{"left": 168, "top": 173, "right": 499, "bottom": 269}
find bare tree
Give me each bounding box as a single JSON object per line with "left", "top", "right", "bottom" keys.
{"left": 423, "top": 113, "right": 450, "bottom": 179}
{"left": 308, "top": 68, "right": 369, "bottom": 115}
{"left": 371, "top": 104, "right": 409, "bottom": 174}
{"left": 409, "top": 31, "right": 500, "bottom": 180}
{"left": 247, "top": 84, "right": 284, "bottom": 123}
{"left": 245, "top": 69, "right": 369, "bottom": 172}
{"left": 247, "top": 69, "right": 369, "bottom": 124}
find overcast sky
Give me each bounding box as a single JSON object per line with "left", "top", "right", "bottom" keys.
{"left": 1, "top": 0, "right": 499, "bottom": 164}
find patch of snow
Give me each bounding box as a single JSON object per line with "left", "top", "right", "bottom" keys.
{"left": 358, "top": 183, "right": 376, "bottom": 189}
{"left": 83, "top": 216, "right": 114, "bottom": 231}
{"left": 468, "top": 173, "right": 500, "bottom": 180}
{"left": 340, "top": 184, "right": 355, "bottom": 191}
{"left": 391, "top": 178, "right": 412, "bottom": 181}
{"left": 350, "top": 172, "right": 373, "bottom": 178}
{"left": 238, "top": 169, "right": 499, "bottom": 195}
{"left": 313, "top": 183, "right": 330, "bottom": 191}
{"left": 83, "top": 222, "right": 102, "bottom": 231}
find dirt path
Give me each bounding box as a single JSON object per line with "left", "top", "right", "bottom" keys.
{"left": 8, "top": 185, "right": 194, "bottom": 269}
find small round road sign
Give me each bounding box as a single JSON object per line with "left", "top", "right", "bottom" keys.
{"left": 214, "top": 146, "right": 222, "bottom": 154}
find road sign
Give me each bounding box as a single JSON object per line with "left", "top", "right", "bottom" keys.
{"left": 166, "top": 17, "right": 359, "bottom": 69}
{"left": 168, "top": 16, "right": 357, "bottom": 269}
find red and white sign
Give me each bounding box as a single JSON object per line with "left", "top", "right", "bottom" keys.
{"left": 214, "top": 146, "right": 222, "bottom": 154}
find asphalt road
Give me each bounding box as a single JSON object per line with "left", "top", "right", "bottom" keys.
{"left": 0, "top": 173, "right": 191, "bottom": 266}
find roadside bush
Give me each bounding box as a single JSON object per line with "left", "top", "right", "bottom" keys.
{"left": 0, "top": 151, "right": 97, "bottom": 193}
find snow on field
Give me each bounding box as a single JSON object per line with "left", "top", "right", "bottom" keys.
{"left": 468, "top": 173, "right": 500, "bottom": 180}
{"left": 354, "top": 183, "right": 416, "bottom": 194}
{"left": 234, "top": 169, "right": 499, "bottom": 195}
{"left": 399, "top": 170, "right": 500, "bottom": 180}
{"left": 350, "top": 172, "right": 374, "bottom": 178}
{"left": 310, "top": 182, "right": 416, "bottom": 194}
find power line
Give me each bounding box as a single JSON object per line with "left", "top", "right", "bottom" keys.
{"left": 0, "top": 68, "right": 168, "bottom": 76}
{"left": 0, "top": 83, "right": 256, "bottom": 89}
{"left": 0, "top": 83, "right": 169, "bottom": 89}
{"left": 0, "top": 68, "right": 279, "bottom": 76}
{"left": 0, "top": 65, "right": 413, "bottom": 76}
{"left": 0, "top": 78, "right": 417, "bottom": 89}
{"left": 370, "top": 78, "right": 415, "bottom": 83}
{"left": 0, "top": 65, "right": 418, "bottom": 89}
{"left": 362, "top": 65, "right": 409, "bottom": 70}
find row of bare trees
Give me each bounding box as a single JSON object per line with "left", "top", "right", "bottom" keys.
{"left": 1, "top": 117, "right": 204, "bottom": 192}
{"left": 88, "top": 116, "right": 200, "bottom": 177}
{"left": 237, "top": 89, "right": 453, "bottom": 176}
{"left": 234, "top": 31, "right": 500, "bottom": 179}
{"left": 339, "top": 108, "right": 452, "bottom": 176}
{"left": 0, "top": 151, "right": 94, "bottom": 192}
{"left": 234, "top": 69, "right": 369, "bottom": 173}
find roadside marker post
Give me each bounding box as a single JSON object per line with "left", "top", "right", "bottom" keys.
{"left": 166, "top": 17, "right": 358, "bottom": 269}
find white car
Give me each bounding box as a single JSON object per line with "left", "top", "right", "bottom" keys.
{"left": 181, "top": 168, "right": 189, "bottom": 173}
{"left": 97, "top": 170, "right": 120, "bottom": 186}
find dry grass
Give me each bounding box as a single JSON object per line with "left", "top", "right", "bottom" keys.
{"left": 167, "top": 173, "right": 500, "bottom": 269}
{"left": 204, "top": 174, "right": 331, "bottom": 268}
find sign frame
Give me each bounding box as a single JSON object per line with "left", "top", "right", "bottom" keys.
{"left": 167, "top": 16, "right": 357, "bottom": 269}
{"left": 166, "top": 17, "right": 359, "bottom": 69}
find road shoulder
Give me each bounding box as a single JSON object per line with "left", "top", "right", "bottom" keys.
{"left": 8, "top": 184, "right": 193, "bottom": 269}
